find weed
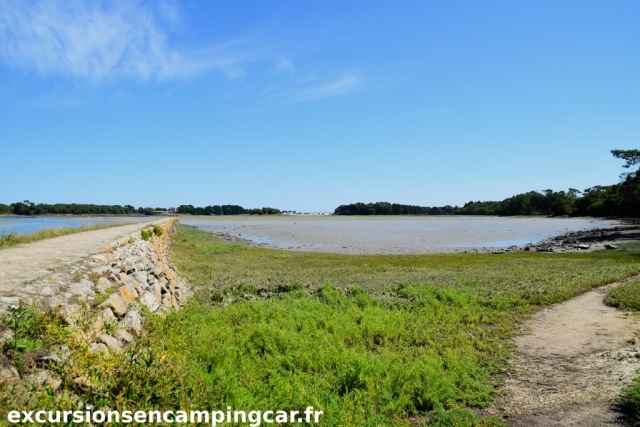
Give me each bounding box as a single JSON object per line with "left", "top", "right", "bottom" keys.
{"left": 605, "top": 279, "right": 640, "bottom": 311}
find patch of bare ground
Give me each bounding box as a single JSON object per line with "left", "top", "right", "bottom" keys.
{"left": 482, "top": 275, "right": 640, "bottom": 427}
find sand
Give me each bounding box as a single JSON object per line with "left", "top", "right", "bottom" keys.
{"left": 180, "top": 216, "right": 618, "bottom": 255}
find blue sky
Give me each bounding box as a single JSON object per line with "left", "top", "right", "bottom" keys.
{"left": 1, "top": 0, "right": 639, "bottom": 212}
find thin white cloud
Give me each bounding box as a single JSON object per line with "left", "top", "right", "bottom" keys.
{"left": 0, "top": 0, "right": 258, "bottom": 81}
{"left": 276, "top": 57, "right": 294, "bottom": 74}
{"left": 287, "top": 73, "right": 363, "bottom": 101}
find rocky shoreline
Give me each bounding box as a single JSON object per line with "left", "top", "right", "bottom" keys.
{"left": 521, "top": 221, "right": 640, "bottom": 253}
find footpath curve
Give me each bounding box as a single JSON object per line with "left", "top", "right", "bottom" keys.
{"left": 485, "top": 274, "right": 640, "bottom": 426}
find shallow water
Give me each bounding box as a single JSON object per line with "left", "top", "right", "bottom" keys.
{"left": 180, "top": 216, "right": 618, "bottom": 254}
{"left": 0, "top": 216, "right": 151, "bottom": 236}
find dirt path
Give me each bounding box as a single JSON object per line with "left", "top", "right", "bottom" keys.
{"left": 484, "top": 276, "right": 640, "bottom": 426}
{"left": 0, "top": 219, "right": 168, "bottom": 297}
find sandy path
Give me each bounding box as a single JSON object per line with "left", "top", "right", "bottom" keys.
{"left": 485, "top": 276, "right": 640, "bottom": 426}
{"left": 0, "top": 219, "right": 168, "bottom": 296}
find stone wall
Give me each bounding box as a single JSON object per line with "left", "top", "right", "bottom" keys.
{"left": 1, "top": 218, "right": 190, "bottom": 355}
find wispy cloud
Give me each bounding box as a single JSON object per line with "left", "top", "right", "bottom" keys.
{"left": 275, "top": 57, "right": 294, "bottom": 74}
{"left": 0, "top": 0, "right": 261, "bottom": 81}
{"left": 276, "top": 72, "right": 363, "bottom": 102}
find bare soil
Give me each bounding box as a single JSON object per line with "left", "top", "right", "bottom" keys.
{"left": 483, "top": 276, "right": 640, "bottom": 426}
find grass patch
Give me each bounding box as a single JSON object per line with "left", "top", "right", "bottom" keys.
{"left": 615, "top": 378, "right": 640, "bottom": 426}
{"left": 152, "top": 226, "right": 639, "bottom": 425}
{"left": 172, "top": 225, "right": 640, "bottom": 308}
{"left": 605, "top": 279, "right": 640, "bottom": 311}
{"left": 0, "top": 223, "right": 132, "bottom": 251}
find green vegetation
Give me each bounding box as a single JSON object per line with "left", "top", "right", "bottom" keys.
{"left": 6, "top": 200, "right": 156, "bottom": 216}
{"left": 152, "top": 224, "right": 164, "bottom": 236}
{"left": 0, "top": 223, "right": 130, "bottom": 250}
{"left": 176, "top": 204, "right": 281, "bottom": 215}
{"left": 1, "top": 226, "right": 639, "bottom": 426}
{"left": 605, "top": 278, "right": 640, "bottom": 311}
{"left": 616, "top": 378, "right": 640, "bottom": 427}
{"left": 337, "top": 149, "right": 640, "bottom": 217}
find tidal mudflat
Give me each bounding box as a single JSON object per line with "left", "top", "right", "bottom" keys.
{"left": 180, "top": 216, "right": 617, "bottom": 254}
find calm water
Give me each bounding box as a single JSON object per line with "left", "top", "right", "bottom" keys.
{"left": 0, "top": 216, "right": 151, "bottom": 236}
{"left": 181, "top": 216, "right": 618, "bottom": 254}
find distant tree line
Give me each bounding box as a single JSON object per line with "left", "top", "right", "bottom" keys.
{"left": 176, "top": 205, "right": 281, "bottom": 216}
{"left": 1, "top": 201, "right": 284, "bottom": 217}
{"left": 2, "top": 201, "right": 158, "bottom": 216}
{"left": 334, "top": 202, "right": 455, "bottom": 216}
{"left": 335, "top": 149, "right": 640, "bottom": 218}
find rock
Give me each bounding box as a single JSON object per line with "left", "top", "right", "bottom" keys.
{"left": 99, "top": 334, "right": 122, "bottom": 353}
{"left": 90, "top": 342, "right": 109, "bottom": 355}
{"left": 140, "top": 292, "right": 161, "bottom": 312}
{"left": 67, "top": 279, "right": 95, "bottom": 298}
{"left": 97, "top": 292, "right": 130, "bottom": 317}
{"left": 35, "top": 351, "right": 62, "bottom": 366}
{"left": 131, "top": 271, "right": 148, "bottom": 286}
{"left": 605, "top": 244, "right": 618, "bottom": 250}
{"left": 162, "top": 296, "right": 172, "bottom": 308}
{"left": 100, "top": 307, "right": 117, "bottom": 323}
{"left": 123, "top": 310, "right": 142, "bottom": 334}
{"left": 54, "top": 344, "right": 71, "bottom": 362}
{"left": 0, "top": 328, "right": 15, "bottom": 349}
{"left": 0, "top": 297, "right": 20, "bottom": 310}
{"left": 91, "top": 266, "right": 111, "bottom": 275}
{"left": 577, "top": 244, "right": 591, "bottom": 250}
{"left": 90, "top": 316, "right": 106, "bottom": 337}
{"left": 57, "top": 304, "right": 81, "bottom": 326}
{"left": 152, "top": 281, "right": 162, "bottom": 300}
{"left": 119, "top": 284, "right": 138, "bottom": 300}
{"left": 21, "top": 285, "right": 37, "bottom": 294}
{"left": 90, "top": 254, "right": 109, "bottom": 265}
{"left": 114, "top": 329, "right": 134, "bottom": 345}
{"left": 39, "top": 286, "right": 55, "bottom": 297}
{"left": 96, "top": 277, "right": 112, "bottom": 294}
{"left": 123, "top": 260, "right": 136, "bottom": 274}
{"left": 72, "top": 375, "right": 97, "bottom": 388}
{"left": 148, "top": 266, "right": 162, "bottom": 278}
{"left": 25, "top": 369, "right": 61, "bottom": 390}
{"left": 0, "top": 358, "right": 20, "bottom": 383}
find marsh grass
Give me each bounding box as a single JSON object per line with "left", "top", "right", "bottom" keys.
{"left": 0, "top": 223, "right": 132, "bottom": 251}
{"left": 605, "top": 278, "right": 640, "bottom": 311}
{"left": 172, "top": 225, "right": 640, "bottom": 307}
{"left": 149, "top": 226, "right": 640, "bottom": 425}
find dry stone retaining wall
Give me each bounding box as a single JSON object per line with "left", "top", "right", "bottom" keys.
{"left": 1, "top": 218, "right": 190, "bottom": 355}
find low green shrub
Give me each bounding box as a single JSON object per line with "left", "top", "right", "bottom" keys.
{"left": 604, "top": 279, "right": 640, "bottom": 310}
{"left": 152, "top": 225, "right": 164, "bottom": 236}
